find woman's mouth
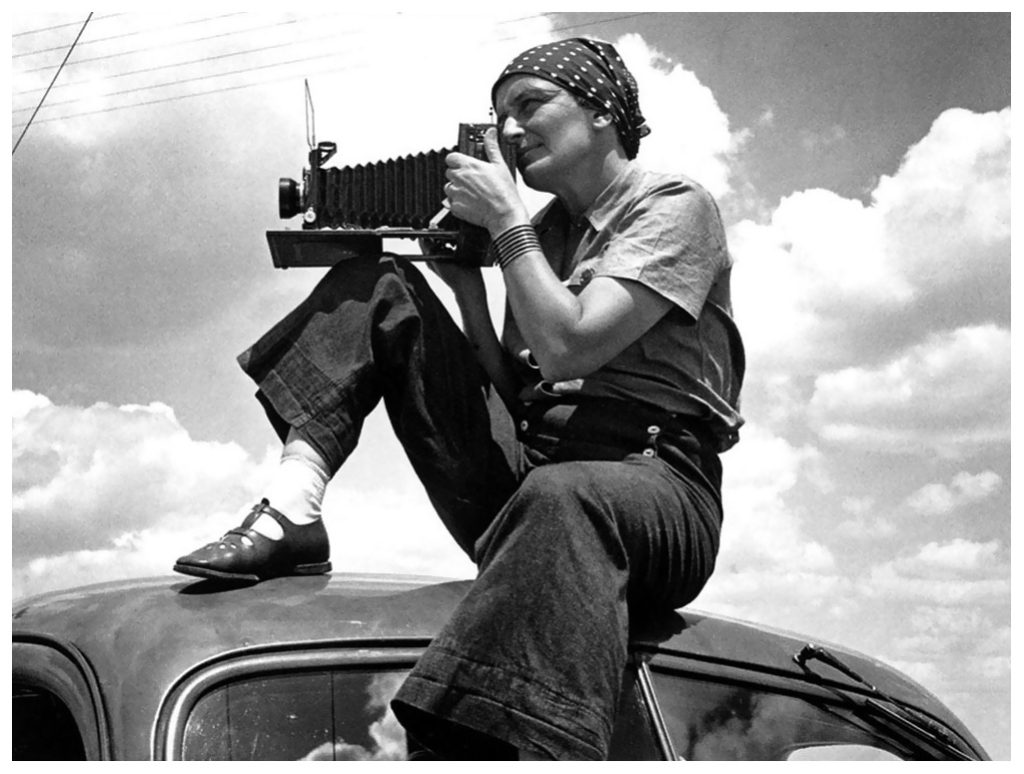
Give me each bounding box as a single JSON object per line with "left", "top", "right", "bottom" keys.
{"left": 517, "top": 144, "right": 543, "bottom": 166}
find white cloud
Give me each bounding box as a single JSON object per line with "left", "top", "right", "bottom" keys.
{"left": 808, "top": 325, "right": 1009, "bottom": 454}
{"left": 12, "top": 390, "right": 268, "bottom": 551}
{"left": 11, "top": 389, "right": 52, "bottom": 418}
{"left": 728, "top": 189, "right": 908, "bottom": 371}
{"left": 949, "top": 470, "right": 1003, "bottom": 500}
{"left": 862, "top": 538, "right": 1007, "bottom": 606}
{"left": 698, "top": 425, "right": 842, "bottom": 628}
{"left": 730, "top": 107, "right": 1010, "bottom": 377}
{"left": 618, "top": 33, "right": 742, "bottom": 200}
{"left": 903, "top": 484, "right": 956, "bottom": 518}
{"left": 912, "top": 539, "right": 1001, "bottom": 575}
{"left": 322, "top": 480, "right": 475, "bottom": 582}
{"left": 904, "top": 470, "right": 1002, "bottom": 516}
{"left": 11, "top": 390, "right": 474, "bottom": 600}
{"left": 875, "top": 107, "right": 1011, "bottom": 277}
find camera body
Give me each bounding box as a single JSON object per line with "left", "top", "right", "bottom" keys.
{"left": 268, "top": 124, "right": 516, "bottom": 268}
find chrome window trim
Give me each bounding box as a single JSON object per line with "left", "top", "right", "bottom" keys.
{"left": 154, "top": 645, "right": 425, "bottom": 760}
{"left": 635, "top": 659, "right": 679, "bottom": 761}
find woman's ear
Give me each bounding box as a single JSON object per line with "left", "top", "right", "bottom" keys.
{"left": 590, "top": 109, "right": 614, "bottom": 130}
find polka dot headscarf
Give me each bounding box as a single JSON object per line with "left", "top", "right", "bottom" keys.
{"left": 491, "top": 37, "right": 651, "bottom": 159}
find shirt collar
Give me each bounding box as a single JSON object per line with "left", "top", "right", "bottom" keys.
{"left": 582, "top": 161, "right": 644, "bottom": 231}
{"left": 534, "top": 161, "right": 644, "bottom": 235}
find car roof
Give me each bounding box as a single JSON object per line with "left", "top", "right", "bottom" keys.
{"left": 13, "top": 573, "right": 982, "bottom": 758}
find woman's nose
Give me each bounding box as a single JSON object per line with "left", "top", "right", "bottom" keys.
{"left": 501, "top": 115, "right": 524, "bottom": 143}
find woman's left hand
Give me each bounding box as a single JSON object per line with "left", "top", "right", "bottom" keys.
{"left": 444, "top": 128, "right": 530, "bottom": 236}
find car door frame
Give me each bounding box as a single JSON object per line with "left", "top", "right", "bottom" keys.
{"left": 12, "top": 635, "right": 111, "bottom": 760}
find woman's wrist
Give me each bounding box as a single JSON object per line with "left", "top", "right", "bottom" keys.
{"left": 492, "top": 223, "right": 541, "bottom": 270}
{"left": 487, "top": 206, "right": 532, "bottom": 239}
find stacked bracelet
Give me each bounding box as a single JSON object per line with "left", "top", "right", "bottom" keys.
{"left": 492, "top": 224, "right": 541, "bottom": 270}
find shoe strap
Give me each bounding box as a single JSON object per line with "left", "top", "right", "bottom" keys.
{"left": 239, "top": 498, "right": 293, "bottom": 532}
{"left": 221, "top": 527, "right": 259, "bottom": 546}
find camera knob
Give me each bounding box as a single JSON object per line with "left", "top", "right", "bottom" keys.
{"left": 303, "top": 208, "right": 317, "bottom": 224}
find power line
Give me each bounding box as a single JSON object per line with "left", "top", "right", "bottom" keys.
{"left": 12, "top": 29, "right": 349, "bottom": 98}
{"left": 11, "top": 13, "right": 123, "bottom": 38}
{"left": 11, "top": 12, "right": 648, "bottom": 130}
{"left": 15, "top": 14, "right": 332, "bottom": 73}
{"left": 13, "top": 48, "right": 349, "bottom": 113}
{"left": 13, "top": 12, "right": 246, "bottom": 58}
{"left": 13, "top": 12, "right": 93, "bottom": 155}
{"left": 12, "top": 66, "right": 321, "bottom": 128}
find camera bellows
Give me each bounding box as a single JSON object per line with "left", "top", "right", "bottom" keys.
{"left": 314, "top": 148, "right": 451, "bottom": 230}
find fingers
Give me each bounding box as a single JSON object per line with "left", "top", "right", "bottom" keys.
{"left": 483, "top": 127, "right": 502, "bottom": 164}
{"left": 445, "top": 150, "right": 471, "bottom": 170}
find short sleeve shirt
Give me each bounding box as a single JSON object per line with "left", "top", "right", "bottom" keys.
{"left": 501, "top": 162, "right": 745, "bottom": 451}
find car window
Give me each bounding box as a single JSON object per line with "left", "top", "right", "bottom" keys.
{"left": 649, "top": 669, "right": 910, "bottom": 761}
{"left": 181, "top": 661, "right": 663, "bottom": 760}
{"left": 12, "top": 685, "right": 87, "bottom": 761}
{"left": 608, "top": 661, "right": 663, "bottom": 760}
{"left": 182, "top": 669, "right": 408, "bottom": 760}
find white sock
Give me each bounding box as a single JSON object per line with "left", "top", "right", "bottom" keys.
{"left": 250, "top": 454, "right": 330, "bottom": 540}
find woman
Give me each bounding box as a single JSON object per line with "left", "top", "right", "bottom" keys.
{"left": 175, "top": 37, "right": 744, "bottom": 760}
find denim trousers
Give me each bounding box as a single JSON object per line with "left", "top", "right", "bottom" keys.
{"left": 237, "top": 255, "right": 724, "bottom": 760}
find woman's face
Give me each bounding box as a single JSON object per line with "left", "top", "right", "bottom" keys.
{"left": 493, "top": 75, "right": 601, "bottom": 195}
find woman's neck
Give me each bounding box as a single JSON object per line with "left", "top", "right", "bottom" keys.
{"left": 555, "top": 147, "right": 629, "bottom": 217}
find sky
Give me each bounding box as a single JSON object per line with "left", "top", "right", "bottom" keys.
{"left": 8, "top": 9, "right": 1013, "bottom": 761}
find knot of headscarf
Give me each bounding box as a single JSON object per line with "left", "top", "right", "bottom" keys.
{"left": 491, "top": 37, "right": 651, "bottom": 159}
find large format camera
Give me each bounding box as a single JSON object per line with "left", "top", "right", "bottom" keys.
{"left": 267, "top": 123, "right": 516, "bottom": 269}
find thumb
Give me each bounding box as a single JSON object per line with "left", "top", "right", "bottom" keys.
{"left": 483, "top": 127, "right": 504, "bottom": 166}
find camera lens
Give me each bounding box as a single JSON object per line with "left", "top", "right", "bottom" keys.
{"left": 279, "top": 178, "right": 301, "bottom": 219}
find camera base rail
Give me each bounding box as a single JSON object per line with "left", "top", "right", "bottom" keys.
{"left": 266, "top": 226, "right": 477, "bottom": 269}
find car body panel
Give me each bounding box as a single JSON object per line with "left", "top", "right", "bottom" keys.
{"left": 11, "top": 573, "right": 987, "bottom": 760}
{"left": 13, "top": 574, "right": 465, "bottom": 759}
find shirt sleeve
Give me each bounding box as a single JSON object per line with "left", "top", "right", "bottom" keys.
{"left": 572, "top": 178, "right": 730, "bottom": 321}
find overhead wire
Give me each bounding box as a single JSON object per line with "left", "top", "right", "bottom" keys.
{"left": 12, "top": 10, "right": 561, "bottom": 96}
{"left": 12, "top": 12, "right": 246, "bottom": 58}
{"left": 15, "top": 13, "right": 356, "bottom": 75}
{"left": 12, "top": 30, "right": 342, "bottom": 98}
{"left": 13, "top": 49, "right": 350, "bottom": 113}
{"left": 11, "top": 13, "right": 123, "bottom": 38}
{"left": 10, "top": 12, "right": 388, "bottom": 119}
{"left": 11, "top": 12, "right": 649, "bottom": 130}
{"left": 12, "top": 12, "right": 93, "bottom": 155}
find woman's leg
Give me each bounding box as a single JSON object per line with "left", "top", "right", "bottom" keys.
{"left": 174, "top": 255, "right": 524, "bottom": 580}
{"left": 391, "top": 453, "right": 722, "bottom": 760}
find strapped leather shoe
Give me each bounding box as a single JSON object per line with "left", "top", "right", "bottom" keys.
{"left": 173, "top": 499, "right": 331, "bottom": 583}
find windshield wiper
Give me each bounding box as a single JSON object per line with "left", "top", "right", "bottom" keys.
{"left": 794, "top": 643, "right": 975, "bottom": 761}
